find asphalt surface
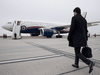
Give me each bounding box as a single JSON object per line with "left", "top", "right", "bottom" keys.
{"left": 0, "top": 36, "right": 100, "bottom": 75}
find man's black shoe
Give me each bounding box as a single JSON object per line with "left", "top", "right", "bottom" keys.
{"left": 89, "top": 62, "right": 95, "bottom": 74}
{"left": 72, "top": 64, "right": 79, "bottom": 68}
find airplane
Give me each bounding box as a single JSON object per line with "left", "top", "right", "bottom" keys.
{"left": 2, "top": 12, "right": 100, "bottom": 38}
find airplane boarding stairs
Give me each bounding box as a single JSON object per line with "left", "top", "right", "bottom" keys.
{"left": 12, "top": 21, "right": 21, "bottom": 39}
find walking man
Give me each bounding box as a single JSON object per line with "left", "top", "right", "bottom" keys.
{"left": 67, "top": 7, "right": 95, "bottom": 74}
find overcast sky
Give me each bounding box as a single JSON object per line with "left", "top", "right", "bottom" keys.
{"left": 0, "top": 0, "right": 100, "bottom": 36}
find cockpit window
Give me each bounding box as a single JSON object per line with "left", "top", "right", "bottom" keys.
{"left": 8, "top": 22, "right": 12, "bottom": 24}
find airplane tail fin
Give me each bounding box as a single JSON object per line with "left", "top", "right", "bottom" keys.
{"left": 82, "top": 12, "right": 87, "bottom": 18}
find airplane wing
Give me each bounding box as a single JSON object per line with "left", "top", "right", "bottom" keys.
{"left": 87, "top": 21, "right": 100, "bottom": 27}
{"left": 51, "top": 21, "right": 100, "bottom": 30}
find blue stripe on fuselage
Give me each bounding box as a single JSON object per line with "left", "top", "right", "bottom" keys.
{"left": 20, "top": 28, "right": 40, "bottom": 33}
{"left": 20, "top": 28, "right": 69, "bottom": 34}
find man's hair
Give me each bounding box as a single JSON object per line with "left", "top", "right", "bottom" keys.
{"left": 73, "top": 7, "right": 81, "bottom": 14}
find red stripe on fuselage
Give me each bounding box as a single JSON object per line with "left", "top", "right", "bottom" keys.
{"left": 27, "top": 26, "right": 44, "bottom": 29}
{"left": 60, "top": 30, "right": 69, "bottom": 32}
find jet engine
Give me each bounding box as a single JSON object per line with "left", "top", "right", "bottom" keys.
{"left": 40, "top": 28, "right": 55, "bottom": 38}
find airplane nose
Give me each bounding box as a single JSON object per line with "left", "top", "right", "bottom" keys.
{"left": 2, "top": 24, "right": 13, "bottom": 31}
{"left": 2, "top": 25, "right": 7, "bottom": 29}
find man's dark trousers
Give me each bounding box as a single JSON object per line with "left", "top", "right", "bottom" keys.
{"left": 74, "top": 47, "right": 91, "bottom": 65}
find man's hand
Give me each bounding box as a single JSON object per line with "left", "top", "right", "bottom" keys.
{"left": 67, "top": 37, "right": 69, "bottom": 41}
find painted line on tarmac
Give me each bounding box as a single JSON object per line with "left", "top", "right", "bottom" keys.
{"left": 26, "top": 42, "right": 100, "bottom": 68}
{"left": 0, "top": 54, "right": 64, "bottom": 65}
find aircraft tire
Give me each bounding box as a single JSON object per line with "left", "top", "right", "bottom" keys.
{"left": 46, "top": 36, "right": 52, "bottom": 38}
{"left": 56, "top": 35, "right": 62, "bottom": 38}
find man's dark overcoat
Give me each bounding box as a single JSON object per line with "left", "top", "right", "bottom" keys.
{"left": 68, "top": 14, "right": 88, "bottom": 47}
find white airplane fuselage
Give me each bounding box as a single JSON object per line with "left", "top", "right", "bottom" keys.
{"left": 2, "top": 21, "right": 69, "bottom": 37}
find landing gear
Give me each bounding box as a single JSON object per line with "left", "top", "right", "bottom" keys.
{"left": 56, "top": 31, "right": 62, "bottom": 38}
{"left": 56, "top": 35, "right": 62, "bottom": 38}
{"left": 30, "top": 33, "right": 39, "bottom": 36}
{"left": 31, "top": 35, "right": 39, "bottom": 36}
{"left": 46, "top": 36, "right": 52, "bottom": 38}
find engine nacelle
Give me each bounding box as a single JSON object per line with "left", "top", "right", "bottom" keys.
{"left": 40, "top": 28, "right": 54, "bottom": 36}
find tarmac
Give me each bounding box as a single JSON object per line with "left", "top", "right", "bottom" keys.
{"left": 0, "top": 35, "right": 100, "bottom": 75}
